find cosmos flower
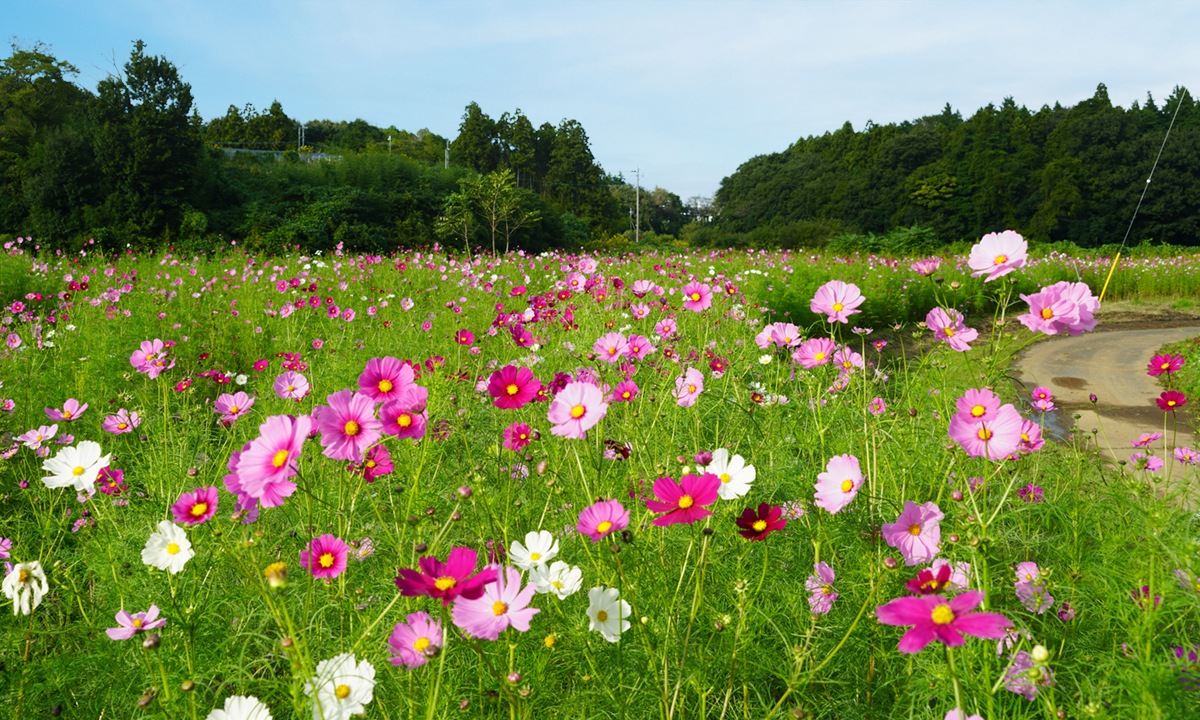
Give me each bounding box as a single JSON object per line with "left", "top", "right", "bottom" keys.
{"left": 1148, "top": 353, "right": 1185, "bottom": 376}
{"left": 876, "top": 590, "right": 1012, "bottom": 653}
{"left": 700, "top": 448, "right": 756, "bottom": 500}
{"left": 806, "top": 562, "right": 838, "bottom": 614}
{"left": 882, "top": 501, "right": 944, "bottom": 566}
{"left": 394, "top": 547, "right": 498, "bottom": 607}
{"left": 612, "top": 379, "right": 639, "bottom": 402}
{"left": 380, "top": 386, "right": 429, "bottom": 441}
{"left": 508, "top": 530, "right": 559, "bottom": 571}
{"left": 170, "top": 486, "right": 218, "bottom": 525}
{"left": 530, "top": 561, "right": 583, "bottom": 599}
{"left": 232, "top": 414, "right": 312, "bottom": 508}
{"left": 205, "top": 695, "right": 273, "bottom": 720}
{"left": 735, "top": 503, "right": 787, "bottom": 541}
{"left": 673, "top": 368, "right": 705, "bottom": 407}
{"left": 142, "top": 520, "right": 195, "bottom": 574}
{"left": 273, "top": 371, "right": 309, "bottom": 401}
{"left": 214, "top": 391, "right": 255, "bottom": 423}
{"left": 357, "top": 356, "right": 415, "bottom": 403}
{"left": 42, "top": 440, "right": 111, "bottom": 493}
{"left": 488, "top": 365, "right": 542, "bottom": 410}
{"left": 3, "top": 560, "right": 48, "bottom": 615}
{"left": 681, "top": 281, "right": 713, "bottom": 312}
{"left": 810, "top": 280, "right": 865, "bottom": 324}
{"left": 301, "top": 535, "right": 351, "bottom": 580}
{"left": 576, "top": 499, "right": 628, "bottom": 542}
{"left": 106, "top": 604, "right": 167, "bottom": 640}
{"left": 813, "top": 454, "right": 862, "bottom": 514}
{"left": 451, "top": 565, "right": 540, "bottom": 641}
{"left": 548, "top": 381, "right": 608, "bottom": 439}
{"left": 646, "top": 473, "right": 720, "bottom": 526}
{"left": 387, "top": 612, "right": 444, "bottom": 669}
{"left": 593, "top": 332, "right": 629, "bottom": 364}
{"left": 948, "top": 403, "right": 1023, "bottom": 460}
{"left": 1158, "top": 391, "right": 1187, "bottom": 411}
{"left": 312, "top": 390, "right": 382, "bottom": 462}
{"left": 911, "top": 258, "right": 941, "bottom": 276}
{"left": 926, "top": 307, "right": 979, "bottom": 352}
{"left": 625, "top": 334, "right": 655, "bottom": 360}
{"left": 44, "top": 398, "right": 87, "bottom": 422}
{"left": 586, "top": 586, "right": 632, "bottom": 643}
{"left": 305, "top": 653, "right": 375, "bottom": 720}
{"left": 17, "top": 424, "right": 57, "bottom": 449}
{"left": 967, "top": 230, "right": 1027, "bottom": 282}
{"left": 793, "top": 337, "right": 837, "bottom": 368}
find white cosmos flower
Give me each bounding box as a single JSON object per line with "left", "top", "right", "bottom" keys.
{"left": 702, "top": 448, "right": 756, "bottom": 500}
{"left": 235, "top": 374, "right": 249, "bottom": 386}
{"left": 205, "top": 695, "right": 273, "bottom": 720}
{"left": 530, "top": 561, "right": 582, "bottom": 599}
{"left": 3, "top": 560, "right": 48, "bottom": 615}
{"left": 758, "top": 354, "right": 772, "bottom": 365}
{"left": 305, "top": 653, "right": 375, "bottom": 720}
{"left": 41, "top": 440, "right": 111, "bottom": 493}
{"left": 508, "top": 530, "right": 559, "bottom": 571}
{"left": 586, "top": 586, "right": 632, "bottom": 643}
{"left": 142, "top": 520, "right": 194, "bottom": 574}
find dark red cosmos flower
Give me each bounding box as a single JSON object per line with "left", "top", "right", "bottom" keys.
{"left": 905, "top": 564, "right": 953, "bottom": 595}
{"left": 735, "top": 503, "right": 787, "bottom": 542}
{"left": 394, "top": 547, "right": 497, "bottom": 607}
{"left": 1157, "top": 391, "right": 1187, "bottom": 412}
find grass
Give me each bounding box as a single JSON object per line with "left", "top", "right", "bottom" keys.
{"left": 1, "top": 241, "right": 1199, "bottom": 719}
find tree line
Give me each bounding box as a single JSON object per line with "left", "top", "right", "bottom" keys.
{"left": 699, "top": 84, "right": 1200, "bottom": 250}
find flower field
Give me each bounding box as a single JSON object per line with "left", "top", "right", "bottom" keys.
{"left": 1, "top": 235, "right": 1199, "bottom": 719}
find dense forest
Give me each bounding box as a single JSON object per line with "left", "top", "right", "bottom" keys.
{"left": 700, "top": 84, "right": 1200, "bottom": 249}
{"left": 3, "top": 39, "right": 1197, "bottom": 254}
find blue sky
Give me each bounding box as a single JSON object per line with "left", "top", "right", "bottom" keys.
{"left": 5, "top": 0, "right": 1198, "bottom": 201}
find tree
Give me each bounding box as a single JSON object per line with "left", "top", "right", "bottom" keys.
{"left": 90, "top": 40, "right": 200, "bottom": 238}
{"left": 451, "top": 102, "right": 498, "bottom": 173}
{"left": 435, "top": 178, "right": 478, "bottom": 257}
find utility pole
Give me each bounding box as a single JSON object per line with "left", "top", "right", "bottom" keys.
{"left": 388, "top": 135, "right": 392, "bottom": 154}
{"left": 298, "top": 124, "right": 306, "bottom": 151}
{"left": 445, "top": 141, "right": 449, "bottom": 169}
{"left": 634, "top": 168, "right": 641, "bottom": 243}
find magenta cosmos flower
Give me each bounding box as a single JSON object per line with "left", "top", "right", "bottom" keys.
{"left": 394, "top": 547, "right": 498, "bottom": 607}
{"left": 44, "top": 398, "right": 87, "bottom": 422}
{"left": 681, "top": 281, "right": 713, "bottom": 312}
{"left": 954, "top": 388, "right": 1001, "bottom": 424}
{"left": 1016, "top": 280, "right": 1099, "bottom": 336}
{"left": 106, "top": 604, "right": 167, "bottom": 640}
{"left": 806, "top": 562, "right": 838, "bottom": 614}
{"left": 380, "top": 386, "right": 429, "bottom": 440}
{"left": 313, "top": 389, "right": 382, "bottom": 462}
{"left": 876, "top": 589, "right": 1012, "bottom": 653}
{"left": 170, "top": 486, "right": 218, "bottom": 525}
{"left": 1148, "top": 353, "right": 1185, "bottom": 376}
{"left": 967, "top": 230, "right": 1027, "bottom": 282}
{"left": 577, "top": 499, "right": 628, "bottom": 542}
{"left": 1158, "top": 391, "right": 1187, "bottom": 411}
{"left": 273, "top": 371, "right": 309, "bottom": 400}
{"left": 488, "top": 365, "right": 542, "bottom": 410}
{"left": 948, "top": 403, "right": 1023, "bottom": 460}
{"left": 357, "top": 356, "right": 415, "bottom": 403}
{"left": 625, "top": 334, "right": 654, "bottom": 361}
{"left": 593, "top": 332, "right": 629, "bottom": 364}
{"left": 102, "top": 408, "right": 140, "bottom": 434}
{"left": 214, "top": 391, "right": 255, "bottom": 423}
{"left": 361, "top": 445, "right": 393, "bottom": 482}
{"left": 793, "top": 338, "right": 836, "bottom": 368}
{"left": 926, "top": 308, "right": 979, "bottom": 352}
{"left": 504, "top": 422, "right": 533, "bottom": 451}
{"left": 451, "top": 565, "right": 540, "bottom": 641}
{"left": 233, "top": 414, "right": 313, "bottom": 508}
{"left": 673, "top": 368, "right": 704, "bottom": 408}
{"left": 548, "top": 381, "right": 608, "bottom": 439}
{"left": 612, "top": 379, "right": 639, "bottom": 402}
{"left": 455, "top": 329, "right": 474, "bottom": 346}
{"left": 810, "top": 281, "right": 865, "bottom": 324}
{"left": 646, "top": 473, "right": 720, "bottom": 526}
{"left": 883, "top": 501, "right": 944, "bottom": 566}
{"left": 735, "top": 503, "right": 787, "bottom": 541}
{"left": 388, "top": 612, "right": 445, "bottom": 668}
{"left": 301, "top": 534, "right": 351, "bottom": 579}
{"left": 814, "top": 454, "right": 862, "bottom": 514}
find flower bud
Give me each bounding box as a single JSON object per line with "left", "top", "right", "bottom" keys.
{"left": 518, "top": 687, "right": 531, "bottom": 697}
{"left": 702, "top": 527, "right": 714, "bottom": 536}
{"left": 181, "top": 680, "right": 195, "bottom": 693}
{"left": 951, "top": 490, "right": 963, "bottom": 502}
{"left": 1032, "top": 644, "right": 1050, "bottom": 663}
{"left": 137, "top": 693, "right": 154, "bottom": 708}
{"left": 507, "top": 672, "right": 521, "bottom": 684}
{"left": 142, "top": 634, "right": 161, "bottom": 650}
{"left": 693, "top": 451, "right": 713, "bottom": 466}
{"left": 414, "top": 542, "right": 428, "bottom": 553}
{"left": 883, "top": 557, "right": 898, "bottom": 569}
{"left": 456, "top": 485, "right": 472, "bottom": 498}
{"left": 536, "top": 461, "right": 548, "bottom": 475}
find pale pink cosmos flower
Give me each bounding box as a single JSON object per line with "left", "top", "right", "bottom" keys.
{"left": 1175, "top": 446, "right": 1198, "bottom": 465}
{"left": 926, "top": 308, "right": 979, "bottom": 352}
{"left": 593, "top": 332, "right": 629, "bottom": 364}
{"left": 631, "top": 279, "right": 654, "bottom": 297}
{"left": 1017, "top": 419, "right": 1044, "bottom": 454}
{"left": 548, "top": 381, "right": 608, "bottom": 439}
{"left": 313, "top": 390, "right": 383, "bottom": 462}
{"left": 381, "top": 386, "right": 429, "bottom": 441}
{"left": 1017, "top": 280, "right": 1099, "bottom": 336}
{"left": 793, "top": 338, "right": 836, "bottom": 368}
{"left": 911, "top": 258, "right": 941, "bottom": 276}
{"left": 388, "top": 612, "right": 444, "bottom": 669}
{"left": 832, "top": 347, "right": 864, "bottom": 374}
{"left": 806, "top": 562, "right": 838, "bottom": 614}
{"left": 17, "top": 424, "right": 57, "bottom": 449}
{"left": 274, "top": 371, "right": 309, "bottom": 400}
{"left": 968, "top": 230, "right": 1027, "bottom": 282}
{"left": 1131, "top": 431, "right": 1163, "bottom": 447}
{"left": 681, "top": 281, "right": 713, "bottom": 312}
{"left": 129, "top": 339, "right": 174, "bottom": 378}
{"left": 106, "top": 605, "right": 167, "bottom": 640}
{"left": 954, "top": 388, "right": 1002, "bottom": 424}
{"left": 814, "top": 454, "right": 862, "bottom": 514}
{"left": 450, "top": 565, "right": 540, "bottom": 641}
{"left": 44, "top": 399, "right": 87, "bottom": 422}
{"left": 630, "top": 301, "right": 651, "bottom": 319}
{"left": 565, "top": 272, "right": 586, "bottom": 292}
{"left": 948, "top": 403, "right": 1024, "bottom": 459}
{"left": 214, "top": 391, "right": 255, "bottom": 423}
{"left": 673, "top": 368, "right": 705, "bottom": 407}
{"left": 769, "top": 322, "right": 803, "bottom": 348}
{"left": 102, "top": 409, "right": 140, "bottom": 434}
{"left": 810, "top": 280, "right": 865, "bottom": 324}
{"left": 655, "top": 318, "right": 678, "bottom": 337}
{"left": 882, "top": 501, "right": 944, "bottom": 566}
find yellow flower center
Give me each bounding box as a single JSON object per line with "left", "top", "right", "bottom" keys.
{"left": 287, "top": 385, "right": 295, "bottom": 392}
{"left": 506, "top": 384, "right": 519, "bottom": 395}
{"left": 365, "top": 460, "right": 376, "bottom": 469}
{"left": 118, "top": 423, "right": 128, "bottom": 429}
{"left": 414, "top": 637, "right": 431, "bottom": 652}
{"left": 994, "top": 255, "right": 1008, "bottom": 265}
{"left": 1161, "top": 362, "right": 1170, "bottom": 370}
{"left": 272, "top": 450, "right": 289, "bottom": 468}
{"left": 720, "top": 473, "right": 731, "bottom": 484}
{"left": 752, "top": 519, "right": 767, "bottom": 532}
{"left": 977, "top": 428, "right": 993, "bottom": 441}
{"left": 1025, "top": 573, "right": 1034, "bottom": 581}
{"left": 434, "top": 576, "right": 457, "bottom": 591}
{"left": 596, "top": 610, "right": 609, "bottom": 622}
{"left": 691, "top": 292, "right": 701, "bottom": 301}
{"left": 608, "top": 346, "right": 616, "bottom": 354}
{"left": 832, "top": 302, "right": 844, "bottom": 311}
{"left": 492, "top": 601, "right": 508, "bottom": 616}
{"left": 688, "top": 384, "right": 697, "bottom": 393}
{"left": 931, "top": 605, "right": 955, "bottom": 624}
{"left": 596, "top": 521, "right": 613, "bottom": 534}
{"left": 344, "top": 421, "right": 360, "bottom": 436}
{"left": 571, "top": 404, "right": 586, "bottom": 419}
{"left": 622, "top": 392, "right": 631, "bottom": 399}
{"left": 971, "top": 405, "right": 985, "bottom": 417}
{"left": 319, "top": 553, "right": 334, "bottom": 568}
{"left": 552, "top": 581, "right": 563, "bottom": 589}
{"left": 822, "top": 584, "right": 833, "bottom": 595}
{"left": 398, "top": 414, "right": 412, "bottom": 427}
{"left": 229, "top": 405, "right": 239, "bottom": 414}
{"left": 18, "top": 568, "right": 30, "bottom": 583}
{"left": 814, "top": 352, "right": 826, "bottom": 361}
{"left": 63, "top": 411, "right": 72, "bottom": 419}
{"left": 841, "top": 480, "right": 854, "bottom": 492}
{"left": 944, "top": 327, "right": 955, "bottom": 337}
{"left": 678, "top": 495, "right": 694, "bottom": 509}
{"left": 335, "top": 684, "right": 351, "bottom": 700}
{"left": 190, "top": 502, "right": 208, "bottom": 517}
{"left": 72, "top": 466, "right": 85, "bottom": 476}
{"left": 132, "top": 618, "right": 143, "bottom": 628}
{"left": 167, "top": 543, "right": 180, "bottom": 555}
{"left": 1041, "top": 308, "right": 1054, "bottom": 319}
{"left": 1169, "top": 400, "right": 1177, "bottom": 407}
{"left": 530, "top": 552, "right": 541, "bottom": 561}
{"left": 379, "top": 379, "right": 393, "bottom": 393}
{"left": 908, "top": 523, "right": 921, "bottom": 536}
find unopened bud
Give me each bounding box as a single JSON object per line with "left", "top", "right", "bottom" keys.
{"left": 507, "top": 671, "right": 521, "bottom": 684}
{"left": 181, "top": 680, "right": 195, "bottom": 692}
{"left": 142, "top": 634, "right": 161, "bottom": 650}
{"left": 414, "top": 543, "right": 428, "bottom": 553}
{"left": 456, "top": 485, "right": 472, "bottom": 498}
{"left": 137, "top": 693, "right": 155, "bottom": 708}
{"left": 951, "top": 490, "right": 963, "bottom": 502}
{"left": 518, "top": 688, "right": 531, "bottom": 697}
{"left": 536, "top": 461, "right": 547, "bottom": 475}
{"left": 1032, "top": 644, "right": 1050, "bottom": 663}
{"left": 883, "top": 557, "right": 898, "bottom": 569}
{"left": 280, "top": 637, "right": 294, "bottom": 649}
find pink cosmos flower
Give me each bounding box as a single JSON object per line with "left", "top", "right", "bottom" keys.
{"left": 1031, "top": 387, "right": 1052, "bottom": 402}
{"left": 612, "top": 379, "right": 639, "bottom": 402}
{"left": 313, "top": 390, "right": 382, "bottom": 462}
{"left": 1132, "top": 431, "right": 1163, "bottom": 447}
{"left": 673, "top": 368, "right": 705, "bottom": 407}
{"left": 565, "top": 271, "right": 585, "bottom": 291}
{"left": 361, "top": 445, "right": 393, "bottom": 482}
{"left": 911, "top": 258, "right": 941, "bottom": 276}
{"left": 1158, "top": 391, "right": 1187, "bottom": 411}
{"left": 926, "top": 308, "right": 979, "bottom": 352}
{"left": 631, "top": 279, "right": 654, "bottom": 296}
{"left": 1016, "top": 281, "right": 1099, "bottom": 335}
{"left": 833, "top": 347, "right": 864, "bottom": 374}
{"left": 301, "top": 534, "right": 351, "bottom": 579}
{"left": 810, "top": 280, "right": 865, "bottom": 324}
{"left": 214, "top": 391, "right": 255, "bottom": 423}
{"left": 770, "top": 322, "right": 803, "bottom": 348}
{"left": 646, "top": 473, "right": 721, "bottom": 526}
{"left": 102, "top": 409, "right": 141, "bottom": 434}
{"left": 106, "top": 605, "right": 167, "bottom": 640}
{"left": 394, "top": 547, "right": 498, "bottom": 607}
{"left": 1015, "top": 580, "right": 1055, "bottom": 614}
{"left": 274, "top": 371, "right": 309, "bottom": 400}
{"left": 655, "top": 318, "right": 678, "bottom": 337}
{"left": 504, "top": 422, "right": 533, "bottom": 451}
{"left": 1148, "top": 353, "right": 1185, "bottom": 376}
{"left": 883, "top": 501, "right": 944, "bottom": 566}
{"left": 954, "top": 388, "right": 1001, "bottom": 424}
{"left": 869, "top": 397, "right": 887, "bottom": 415}
{"left": 234, "top": 414, "right": 313, "bottom": 508}
{"left": 1003, "top": 650, "right": 1054, "bottom": 700}
{"left": 130, "top": 339, "right": 174, "bottom": 378}
{"left": 357, "top": 356, "right": 415, "bottom": 403}
{"left": 44, "top": 398, "right": 87, "bottom": 422}
{"left": 593, "top": 332, "right": 629, "bottom": 364}
{"left": 380, "top": 386, "right": 429, "bottom": 440}
{"left": 17, "top": 424, "right": 57, "bottom": 449}
{"left": 548, "top": 381, "right": 608, "bottom": 439}
{"left": 388, "top": 612, "right": 444, "bottom": 668}
{"left": 905, "top": 564, "right": 955, "bottom": 596}
{"left": 451, "top": 565, "right": 540, "bottom": 641}
{"left": 455, "top": 329, "right": 474, "bottom": 345}
{"left": 813, "top": 454, "right": 862, "bottom": 514}
{"left": 625, "top": 334, "right": 654, "bottom": 360}
{"left": 1175, "top": 446, "right": 1198, "bottom": 465}
{"left": 681, "top": 281, "right": 713, "bottom": 312}
{"left": 876, "top": 589, "right": 1012, "bottom": 653}
{"left": 577, "top": 499, "right": 629, "bottom": 542}
{"left": 1130, "top": 452, "right": 1164, "bottom": 473}
{"left": 170, "top": 486, "right": 218, "bottom": 525}
{"left": 1030, "top": 398, "right": 1055, "bottom": 413}
{"left": 967, "top": 230, "right": 1027, "bottom": 282}
{"left": 488, "top": 365, "right": 542, "bottom": 410}
{"left": 793, "top": 338, "right": 836, "bottom": 368}
{"left": 948, "top": 403, "right": 1023, "bottom": 459}
{"left": 806, "top": 562, "right": 838, "bottom": 614}
{"left": 1018, "top": 419, "right": 1044, "bottom": 453}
